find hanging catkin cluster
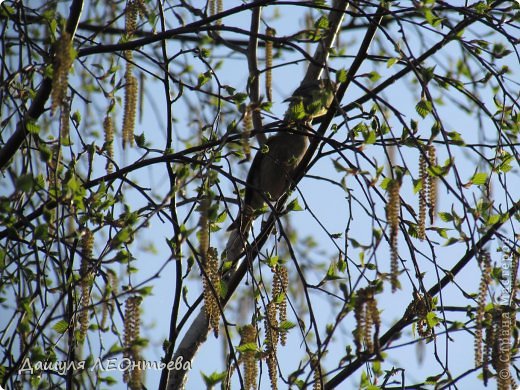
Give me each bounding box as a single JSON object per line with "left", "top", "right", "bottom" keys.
{"left": 122, "top": 68, "right": 137, "bottom": 148}
{"left": 386, "top": 178, "right": 400, "bottom": 292}
{"left": 78, "top": 228, "right": 94, "bottom": 343}
{"left": 59, "top": 96, "right": 71, "bottom": 141}
{"left": 481, "top": 307, "right": 515, "bottom": 390}
{"left": 100, "top": 269, "right": 117, "bottom": 331}
{"left": 239, "top": 324, "right": 259, "bottom": 390}
{"left": 123, "top": 295, "right": 143, "bottom": 389}
{"left": 474, "top": 250, "right": 492, "bottom": 367}
{"left": 198, "top": 195, "right": 221, "bottom": 337}
{"left": 208, "top": 0, "right": 222, "bottom": 24}
{"left": 198, "top": 197, "right": 210, "bottom": 257}
{"left": 478, "top": 252, "right": 517, "bottom": 390}
{"left": 482, "top": 310, "right": 495, "bottom": 381}
{"left": 427, "top": 145, "right": 438, "bottom": 223}
{"left": 51, "top": 31, "right": 74, "bottom": 143}
{"left": 265, "top": 28, "right": 275, "bottom": 102}
{"left": 202, "top": 248, "right": 221, "bottom": 337}
{"left": 353, "top": 287, "right": 380, "bottom": 355}
{"left": 103, "top": 114, "right": 115, "bottom": 174}
{"left": 311, "top": 357, "right": 322, "bottom": 390}
{"left": 271, "top": 265, "right": 288, "bottom": 345}
{"left": 242, "top": 105, "right": 253, "bottom": 159}
{"left": 418, "top": 144, "right": 438, "bottom": 239}
{"left": 418, "top": 151, "right": 427, "bottom": 240}
{"left": 51, "top": 31, "right": 73, "bottom": 115}
{"left": 264, "top": 301, "right": 279, "bottom": 390}
{"left": 122, "top": 0, "right": 139, "bottom": 148}
{"left": 496, "top": 307, "right": 513, "bottom": 390}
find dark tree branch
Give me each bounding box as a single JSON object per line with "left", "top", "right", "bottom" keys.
{"left": 247, "top": 5, "right": 266, "bottom": 145}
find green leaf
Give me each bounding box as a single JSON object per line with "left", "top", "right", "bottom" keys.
{"left": 492, "top": 43, "right": 512, "bottom": 59}
{"left": 202, "top": 371, "right": 227, "bottom": 386}
{"left": 26, "top": 120, "right": 40, "bottom": 134}
{"left": 72, "top": 110, "right": 81, "bottom": 126}
{"left": 112, "top": 228, "right": 132, "bottom": 246}
{"left": 197, "top": 71, "right": 212, "bottom": 88}
{"left": 470, "top": 172, "right": 487, "bottom": 186}
{"left": 338, "top": 256, "right": 346, "bottom": 272}
{"left": 364, "top": 130, "right": 377, "bottom": 145}
{"left": 373, "top": 228, "right": 382, "bottom": 242}
{"left": 224, "top": 85, "right": 236, "bottom": 95}
{"left": 368, "top": 71, "right": 381, "bottom": 82}
{"left": 260, "top": 101, "right": 273, "bottom": 112}
{"left": 413, "top": 178, "right": 423, "bottom": 194}
{"left": 0, "top": 4, "right": 16, "bottom": 17}
{"left": 415, "top": 99, "right": 432, "bottom": 118}
{"left": 435, "top": 228, "right": 448, "bottom": 239}
{"left": 325, "top": 261, "right": 341, "bottom": 280}
{"left": 279, "top": 320, "right": 296, "bottom": 330}
{"left": 286, "top": 100, "right": 306, "bottom": 121}
{"left": 52, "top": 320, "right": 69, "bottom": 334}
{"left": 237, "top": 342, "right": 259, "bottom": 353}
{"left": 200, "top": 48, "right": 211, "bottom": 58}
{"left": 380, "top": 177, "right": 391, "bottom": 190}
{"left": 315, "top": 16, "right": 329, "bottom": 30}
{"left": 423, "top": 8, "right": 442, "bottom": 27}
{"left": 274, "top": 292, "right": 285, "bottom": 304}
{"left": 474, "top": 1, "right": 489, "bottom": 14}
{"left": 137, "top": 286, "right": 153, "bottom": 296}
{"left": 66, "top": 175, "right": 82, "bottom": 193}
{"left": 386, "top": 57, "right": 398, "bottom": 68}
{"left": 352, "top": 122, "right": 368, "bottom": 136}
{"left": 49, "top": 19, "right": 58, "bottom": 37}
{"left": 108, "top": 342, "right": 124, "bottom": 354}
{"left": 438, "top": 212, "right": 453, "bottom": 222}
{"left": 446, "top": 131, "right": 465, "bottom": 145}
{"left": 215, "top": 211, "right": 227, "bottom": 224}
{"left": 286, "top": 198, "right": 303, "bottom": 212}
{"left": 232, "top": 93, "right": 248, "bottom": 105}
{"left": 336, "top": 68, "right": 347, "bottom": 83}
{"left": 100, "top": 376, "right": 118, "bottom": 385}
{"left": 426, "top": 311, "right": 439, "bottom": 328}
{"left": 486, "top": 214, "right": 500, "bottom": 225}
{"left": 266, "top": 256, "right": 279, "bottom": 268}
{"left": 497, "top": 153, "right": 513, "bottom": 173}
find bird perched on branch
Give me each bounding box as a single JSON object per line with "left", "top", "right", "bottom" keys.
{"left": 225, "top": 79, "right": 336, "bottom": 264}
